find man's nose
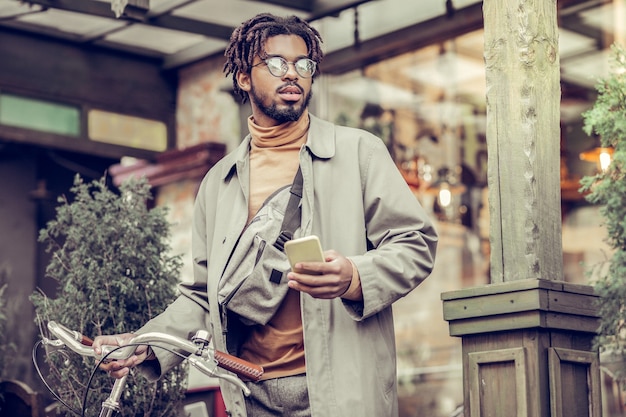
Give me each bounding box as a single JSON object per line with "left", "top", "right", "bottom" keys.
{"left": 282, "top": 62, "right": 299, "bottom": 79}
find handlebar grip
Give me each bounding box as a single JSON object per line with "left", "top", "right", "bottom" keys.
{"left": 80, "top": 335, "right": 94, "bottom": 346}
{"left": 214, "top": 350, "right": 264, "bottom": 382}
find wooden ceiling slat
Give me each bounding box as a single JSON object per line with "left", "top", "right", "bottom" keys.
{"left": 21, "top": 0, "right": 146, "bottom": 20}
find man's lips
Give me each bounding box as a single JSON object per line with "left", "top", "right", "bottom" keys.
{"left": 278, "top": 85, "right": 303, "bottom": 102}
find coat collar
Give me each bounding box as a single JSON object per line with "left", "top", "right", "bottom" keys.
{"left": 305, "top": 113, "right": 335, "bottom": 159}
{"left": 219, "top": 113, "right": 335, "bottom": 181}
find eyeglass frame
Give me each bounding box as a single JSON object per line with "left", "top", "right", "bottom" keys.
{"left": 252, "top": 55, "right": 317, "bottom": 78}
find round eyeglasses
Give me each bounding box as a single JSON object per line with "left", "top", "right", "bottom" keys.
{"left": 253, "top": 56, "right": 317, "bottom": 78}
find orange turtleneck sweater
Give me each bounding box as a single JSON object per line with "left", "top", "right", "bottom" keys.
{"left": 239, "top": 111, "right": 309, "bottom": 380}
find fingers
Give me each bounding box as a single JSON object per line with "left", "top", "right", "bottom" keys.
{"left": 287, "top": 253, "right": 352, "bottom": 298}
{"left": 98, "top": 348, "right": 149, "bottom": 379}
{"left": 92, "top": 333, "right": 145, "bottom": 379}
{"left": 100, "top": 358, "right": 130, "bottom": 372}
{"left": 109, "top": 369, "right": 129, "bottom": 379}
{"left": 93, "top": 333, "right": 136, "bottom": 354}
{"left": 103, "top": 361, "right": 131, "bottom": 379}
{"left": 288, "top": 277, "right": 347, "bottom": 298}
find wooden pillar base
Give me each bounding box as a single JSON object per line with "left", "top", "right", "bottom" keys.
{"left": 442, "top": 279, "right": 601, "bottom": 417}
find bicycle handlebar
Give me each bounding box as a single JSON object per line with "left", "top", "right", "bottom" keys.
{"left": 45, "top": 321, "right": 263, "bottom": 396}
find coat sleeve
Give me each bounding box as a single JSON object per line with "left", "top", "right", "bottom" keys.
{"left": 343, "top": 136, "right": 438, "bottom": 320}
{"left": 134, "top": 177, "right": 213, "bottom": 379}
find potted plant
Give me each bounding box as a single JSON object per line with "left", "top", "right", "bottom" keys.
{"left": 31, "top": 175, "right": 187, "bottom": 416}
{"left": 579, "top": 43, "right": 626, "bottom": 380}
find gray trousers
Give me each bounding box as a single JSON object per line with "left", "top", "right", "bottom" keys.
{"left": 244, "top": 374, "right": 311, "bottom": 417}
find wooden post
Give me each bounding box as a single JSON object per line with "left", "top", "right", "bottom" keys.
{"left": 442, "top": 1, "right": 602, "bottom": 416}
{"left": 484, "top": 0, "right": 563, "bottom": 284}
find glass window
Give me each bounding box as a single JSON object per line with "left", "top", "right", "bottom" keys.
{"left": 0, "top": 93, "right": 80, "bottom": 136}
{"left": 88, "top": 109, "right": 167, "bottom": 152}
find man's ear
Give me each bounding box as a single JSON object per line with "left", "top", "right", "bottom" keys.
{"left": 236, "top": 71, "right": 251, "bottom": 93}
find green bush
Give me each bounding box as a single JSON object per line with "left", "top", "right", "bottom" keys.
{"left": 579, "top": 43, "right": 626, "bottom": 376}
{"left": 31, "top": 175, "right": 187, "bottom": 416}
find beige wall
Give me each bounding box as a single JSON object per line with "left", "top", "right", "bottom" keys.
{"left": 176, "top": 58, "right": 241, "bottom": 151}
{"left": 157, "top": 56, "right": 240, "bottom": 284}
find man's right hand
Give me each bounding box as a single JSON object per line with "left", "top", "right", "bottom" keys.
{"left": 92, "top": 333, "right": 152, "bottom": 378}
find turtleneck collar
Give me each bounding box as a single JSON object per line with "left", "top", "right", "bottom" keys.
{"left": 248, "top": 110, "right": 309, "bottom": 148}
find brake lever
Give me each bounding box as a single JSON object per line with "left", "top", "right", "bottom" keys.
{"left": 187, "top": 355, "right": 251, "bottom": 396}
{"left": 47, "top": 321, "right": 136, "bottom": 361}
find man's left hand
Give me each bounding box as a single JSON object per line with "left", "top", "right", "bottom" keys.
{"left": 287, "top": 250, "right": 353, "bottom": 299}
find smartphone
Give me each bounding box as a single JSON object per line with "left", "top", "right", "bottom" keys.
{"left": 284, "top": 235, "right": 325, "bottom": 272}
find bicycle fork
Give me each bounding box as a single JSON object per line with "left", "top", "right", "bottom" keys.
{"left": 98, "top": 375, "right": 128, "bottom": 417}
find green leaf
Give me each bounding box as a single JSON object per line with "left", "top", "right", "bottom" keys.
{"left": 582, "top": 43, "right": 626, "bottom": 382}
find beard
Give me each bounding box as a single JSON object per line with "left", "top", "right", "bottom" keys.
{"left": 249, "top": 82, "right": 312, "bottom": 124}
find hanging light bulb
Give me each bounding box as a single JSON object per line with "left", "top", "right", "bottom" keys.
{"left": 426, "top": 167, "right": 466, "bottom": 222}
{"left": 598, "top": 149, "right": 612, "bottom": 172}
{"left": 580, "top": 145, "right": 614, "bottom": 173}
{"left": 438, "top": 183, "right": 452, "bottom": 207}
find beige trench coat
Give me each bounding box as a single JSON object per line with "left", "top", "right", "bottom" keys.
{"left": 139, "top": 114, "right": 438, "bottom": 417}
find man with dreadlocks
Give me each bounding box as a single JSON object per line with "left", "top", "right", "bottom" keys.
{"left": 93, "top": 13, "right": 437, "bottom": 417}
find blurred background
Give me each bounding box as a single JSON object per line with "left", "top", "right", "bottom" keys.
{"left": 0, "top": 0, "right": 622, "bottom": 415}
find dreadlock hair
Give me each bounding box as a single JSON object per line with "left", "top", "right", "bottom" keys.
{"left": 223, "top": 13, "right": 324, "bottom": 103}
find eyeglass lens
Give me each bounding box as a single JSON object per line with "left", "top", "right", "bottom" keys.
{"left": 265, "top": 57, "right": 316, "bottom": 78}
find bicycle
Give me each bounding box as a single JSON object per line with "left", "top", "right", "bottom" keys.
{"left": 36, "top": 320, "right": 263, "bottom": 417}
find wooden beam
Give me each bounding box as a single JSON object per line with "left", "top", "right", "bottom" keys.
{"left": 162, "top": 39, "right": 226, "bottom": 70}
{"left": 306, "top": 0, "right": 374, "bottom": 21}
{"left": 0, "top": 28, "right": 177, "bottom": 158}
{"left": 321, "top": 2, "right": 484, "bottom": 74}
{"left": 21, "top": 0, "right": 147, "bottom": 20}
{"left": 0, "top": 125, "right": 159, "bottom": 160}
{"left": 20, "top": 0, "right": 234, "bottom": 39}
{"left": 245, "top": 0, "right": 373, "bottom": 20}
{"left": 0, "top": 27, "right": 176, "bottom": 121}
{"left": 149, "top": 13, "right": 234, "bottom": 40}
{"left": 20, "top": 0, "right": 375, "bottom": 43}
{"left": 247, "top": 0, "right": 315, "bottom": 12}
